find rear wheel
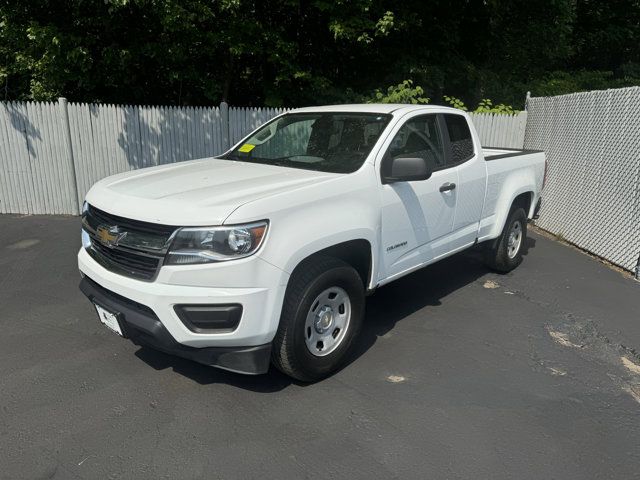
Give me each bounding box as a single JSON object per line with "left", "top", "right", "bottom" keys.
{"left": 272, "top": 256, "right": 365, "bottom": 382}
{"left": 484, "top": 207, "right": 527, "bottom": 273}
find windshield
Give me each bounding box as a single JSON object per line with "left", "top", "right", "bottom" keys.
{"left": 222, "top": 112, "right": 392, "bottom": 173}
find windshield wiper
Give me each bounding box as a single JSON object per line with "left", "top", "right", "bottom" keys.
{"left": 265, "top": 159, "right": 291, "bottom": 167}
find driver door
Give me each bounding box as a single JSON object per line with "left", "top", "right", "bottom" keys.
{"left": 379, "top": 113, "right": 459, "bottom": 280}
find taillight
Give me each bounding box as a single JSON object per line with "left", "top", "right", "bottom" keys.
{"left": 542, "top": 158, "right": 548, "bottom": 190}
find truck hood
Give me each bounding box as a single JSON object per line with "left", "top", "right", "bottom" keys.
{"left": 85, "top": 158, "right": 339, "bottom": 226}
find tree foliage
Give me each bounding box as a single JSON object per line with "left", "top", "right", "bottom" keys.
{"left": 443, "top": 95, "right": 518, "bottom": 114}
{"left": 0, "top": 0, "right": 638, "bottom": 107}
{"left": 369, "top": 80, "right": 430, "bottom": 104}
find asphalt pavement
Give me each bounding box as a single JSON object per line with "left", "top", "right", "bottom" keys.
{"left": 1, "top": 214, "right": 639, "bottom": 479}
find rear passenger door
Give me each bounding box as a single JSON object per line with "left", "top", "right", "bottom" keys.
{"left": 441, "top": 113, "right": 487, "bottom": 250}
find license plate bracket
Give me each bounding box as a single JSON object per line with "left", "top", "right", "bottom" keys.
{"left": 94, "top": 302, "right": 125, "bottom": 337}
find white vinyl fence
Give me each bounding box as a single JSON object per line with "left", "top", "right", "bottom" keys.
{"left": 472, "top": 111, "right": 527, "bottom": 149}
{"left": 524, "top": 87, "right": 640, "bottom": 274}
{"left": 0, "top": 100, "right": 286, "bottom": 215}
{"left": 0, "top": 100, "right": 526, "bottom": 215}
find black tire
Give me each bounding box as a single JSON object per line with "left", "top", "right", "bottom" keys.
{"left": 271, "top": 256, "right": 365, "bottom": 382}
{"left": 484, "top": 207, "right": 527, "bottom": 273}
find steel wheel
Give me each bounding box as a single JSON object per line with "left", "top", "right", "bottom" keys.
{"left": 507, "top": 220, "right": 523, "bottom": 259}
{"left": 304, "top": 286, "right": 351, "bottom": 357}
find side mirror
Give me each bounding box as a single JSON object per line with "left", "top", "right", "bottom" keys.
{"left": 383, "top": 156, "right": 432, "bottom": 184}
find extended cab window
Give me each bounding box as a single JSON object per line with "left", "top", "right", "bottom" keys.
{"left": 443, "top": 114, "right": 474, "bottom": 163}
{"left": 383, "top": 114, "right": 445, "bottom": 175}
{"left": 223, "top": 113, "right": 391, "bottom": 173}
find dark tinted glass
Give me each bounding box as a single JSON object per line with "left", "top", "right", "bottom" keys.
{"left": 385, "top": 115, "right": 445, "bottom": 173}
{"left": 444, "top": 114, "right": 474, "bottom": 163}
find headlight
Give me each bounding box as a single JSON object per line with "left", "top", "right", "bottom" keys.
{"left": 81, "top": 202, "right": 90, "bottom": 248}
{"left": 165, "top": 221, "right": 268, "bottom": 265}
{"left": 81, "top": 229, "right": 92, "bottom": 249}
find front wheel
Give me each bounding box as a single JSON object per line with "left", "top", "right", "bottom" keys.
{"left": 484, "top": 207, "right": 528, "bottom": 273}
{"left": 271, "top": 256, "right": 365, "bottom": 382}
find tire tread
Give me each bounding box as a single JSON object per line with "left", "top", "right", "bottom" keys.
{"left": 485, "top": 207, "right": 527, "bottom": 273}
{"left": 271, "top": 256, "right": 356, "bottom": 381}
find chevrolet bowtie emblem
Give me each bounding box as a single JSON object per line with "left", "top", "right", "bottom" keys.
{"left": 96, "top": 225, "right": 127, "bottom": 248}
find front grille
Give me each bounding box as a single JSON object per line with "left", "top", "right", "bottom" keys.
{"left": 83, "top": 204, "right": 177, "bottom": 281}
{"left": 88, "top": 205, "right": 176, "bottom": 237}
{"left": 90, "top": 240, "right": 161, "bottom": 280}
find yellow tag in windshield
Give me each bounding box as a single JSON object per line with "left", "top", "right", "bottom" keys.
{"left": 238, "top": 143, "right": 255, "bottom": 153}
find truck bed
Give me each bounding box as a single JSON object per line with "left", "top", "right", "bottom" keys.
{"left": 476, "top": 146, "right": 546, "bottom": 243}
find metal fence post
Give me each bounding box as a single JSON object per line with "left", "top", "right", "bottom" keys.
{"left": 58, "top": 97, "right": 80, "bottom": 214}
{"left": 220, "top": 101, "right": 230, "bottom": 152}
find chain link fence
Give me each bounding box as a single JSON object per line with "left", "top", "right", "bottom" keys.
{"left": 524, "top": 87, "right": 640, "bottom": 274}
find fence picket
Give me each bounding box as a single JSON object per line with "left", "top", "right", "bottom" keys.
{"left": 1, "top": 101, "right": 527, "bottom": 216}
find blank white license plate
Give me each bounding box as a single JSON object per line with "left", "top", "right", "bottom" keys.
{"left": 94, "top": 304, "right": 123, "bottom": 336}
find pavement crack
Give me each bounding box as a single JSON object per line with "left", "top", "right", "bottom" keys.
{"left": 623, "top": 386, "right": 640, "bottom": 404}
{"left": 541, "top": 314, "right": 640, "bottom": 406}
{"left": 621, "top": 356, "right": 640, "bottom": 375}
{"left": 547, "top": 327, "right": 584, "bottom": 349}
{"left": 483, "top": 280, "right": 499, "bottom": 289}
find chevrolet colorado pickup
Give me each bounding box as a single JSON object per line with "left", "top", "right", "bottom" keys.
{"left": 79, "top": 104, "right": 546, "bottom": 381}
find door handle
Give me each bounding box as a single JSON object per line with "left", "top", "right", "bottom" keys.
{"left": 439, "top": 182, "right": 456, "bottom": 192}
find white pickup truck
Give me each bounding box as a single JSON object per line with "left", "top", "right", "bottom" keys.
{"left": 79, "top": 104, "right": 545, "bottom": 381}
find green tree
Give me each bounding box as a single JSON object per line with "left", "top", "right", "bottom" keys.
{"left": 369, "top": 80, "right": 430, "bottom": 104}
{"left": 0, "top": 0, "right": 638, "bottom": 107}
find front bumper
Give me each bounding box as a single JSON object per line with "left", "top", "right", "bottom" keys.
{"left": 80, "top": 276, "right": 271, "bottom": 374}
{"left": 78, "top": 247, "right": 289, "bottom": 348}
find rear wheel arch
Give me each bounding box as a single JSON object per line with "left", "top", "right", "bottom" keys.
{"left": 496, "top": 191, "right": 534, "bottom": 237}
{"left": 511, "top": 191, "right": 534, "bottom": 218}
{"left": 483, "top": 191, "right": 533, "bottom": 267}
{"left": 484, "top": 206, "right": 528, "bottom": 273}
{"left": 484, "top": 190, "right": 534, "bottom": 248}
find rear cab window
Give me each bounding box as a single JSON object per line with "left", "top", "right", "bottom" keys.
{"left": 443, "top": 114, "right": 474, "bottom": 163}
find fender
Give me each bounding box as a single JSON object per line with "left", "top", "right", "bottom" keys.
{"left": 486, "top": 186, "right": 536, "bottom": 241}
{"left": 224, "top": 169, "right": 382, "bottom": 290}
{"left": 263, "top": 206, "right": 379, "bottom": 289}
{"left": 478, "top": 153, "right": 543, "bottom": 242}
{"left": 280, "top": 232, "right": 377, "bottom": 288}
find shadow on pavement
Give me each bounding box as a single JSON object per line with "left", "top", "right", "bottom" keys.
{"left": 134, "top": 347, "right": 295, "bottom": 392}
{"left": 134, "top": 236, "right": 537, "bottom": 390}
{"left": 345, "top": 235, "right": 535, "bottom": 372}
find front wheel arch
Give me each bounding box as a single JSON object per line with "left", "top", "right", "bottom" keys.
{"left": 287, "top": 239, "right": 373, "bottom": 291}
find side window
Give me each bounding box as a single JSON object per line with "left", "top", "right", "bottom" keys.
{"left": 443, "top": 114, "right": 474, "bottom": 163}
{"left": 384, "top": 115, "right": 445, "bottom": 175}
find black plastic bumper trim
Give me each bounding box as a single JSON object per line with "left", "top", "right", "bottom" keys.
{"left": 174, "top": 303, "right": 242, "bottom": 333}
{"left": 533, "top": 197, "right": 542, "bottom": 219}
{"left": 79, "top": 276, "right": 271, "bottom": 375}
